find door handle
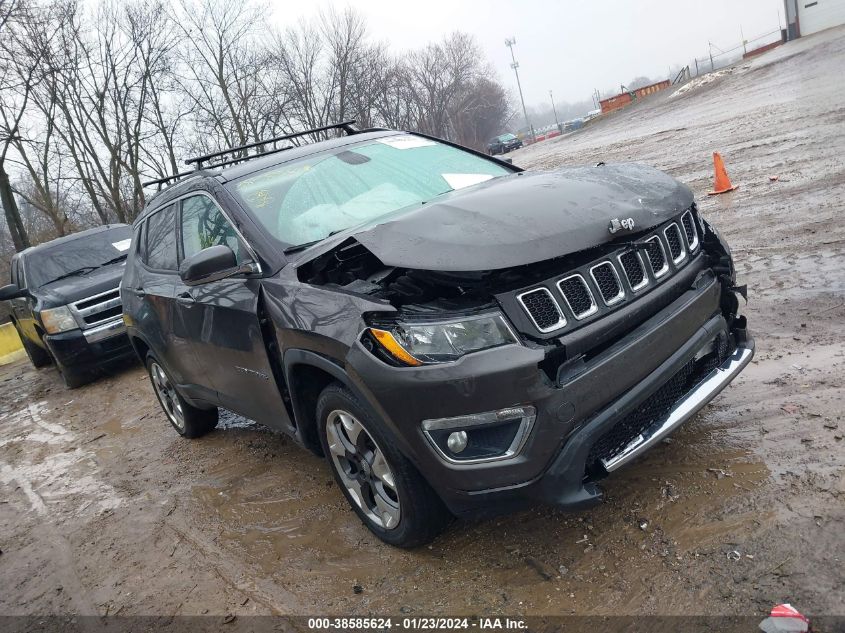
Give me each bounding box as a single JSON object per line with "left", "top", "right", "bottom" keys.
{"left": 176, "top": 292, "right": 195, "bottom": 305}
{"left": 128, "top": 287, "right": 145, "bottom": 297}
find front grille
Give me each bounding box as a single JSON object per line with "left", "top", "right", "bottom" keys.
{"left": 590, "top": 262, "right": 625, "bottom": 306}
{"left": 645, "top": 236, "right": 668, "bottom": 277}
{"left": 558, "top": 275, "right": 597, "bottom": 319}
{"left": 586, "top": 336, "right": 730, "bottom": 469}
{"left": 517, "top": 288, "right": 565, "bottom": 332}
{"left": 71, "top": 288, "right": 123, "bottom": 328}
{"left": 664, "top": 224, "right": 686, "bottom": 263}
{"left": 681, "top": 211, "right": 699, "bottom": 251}
{"left": 507, "top": 211, "right": 696, "bottom": 336}
{"left": 618, "top": 251, "right": 648, "bottom": 291}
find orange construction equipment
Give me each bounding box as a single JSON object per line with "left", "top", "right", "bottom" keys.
{"left": 708, "top": 152, "right": 739, "bottom": 195}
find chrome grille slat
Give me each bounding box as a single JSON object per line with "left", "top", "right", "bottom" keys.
{"left": 645, "top": 236, "right": 669, "bottom": 278}
{"left": 557, "top": 274, "right": 598, "bottom": 320}
{"left": 618, "top": 251, "right": 649, "bottom": 291}
{"left": 589, "top": 262, "right": 625, "bottom": 306}
{"left": 664, "top": 223, "right": 686, "bottom": 264}
{"left": 516, "top": 288, "right": 566, "bottom": 333}
{"left": 681, "top": 210, "right": 699, "bottom": 251}
{"left": 70, "top": 287, "right": 123, "bottom": 328}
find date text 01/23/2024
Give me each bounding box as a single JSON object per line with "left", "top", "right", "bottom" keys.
{"left": 307, "top": 617, "right": 528, "bottom": 630}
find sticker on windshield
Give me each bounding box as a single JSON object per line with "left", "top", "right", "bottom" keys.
{"left": 112, "top": 239, "right": 131, "bottom": 252}
{"left": 441, "top": 173, "right": 494, "bottom": 190}
{"left": 376, "top": 136, "right": 436, "bottom": 150}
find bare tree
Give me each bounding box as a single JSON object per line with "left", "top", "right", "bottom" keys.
{"left": 0, "top": 0, "right": 511, "bottom": 253}
{"left": 0, "top": 0, "right": 34, "bottom": 250}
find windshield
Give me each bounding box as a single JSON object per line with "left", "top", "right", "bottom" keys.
{"left": 25, "top": 226, "right": 133, "bottom": 288}
{"left": 227, "top": 135, "right": 510, "bottom": 247}
{"left": 498, "top": 134, "right": 516, "bottom": 141}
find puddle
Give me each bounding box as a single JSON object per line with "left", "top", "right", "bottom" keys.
{"left": 0, "top": 397, "right": 124, "bottom": 518}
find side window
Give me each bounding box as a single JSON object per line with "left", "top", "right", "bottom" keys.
{"left": 145, "top": 205, "right": 178, "bottom": 271}
{"left": 15, "top": 259, "right": 26, "bottom": 289}
{"left": 180, "top": 195, "right": 248, "bottom": 264}
{"left": 136, "top": 221, "right": 146, "bottom": 262}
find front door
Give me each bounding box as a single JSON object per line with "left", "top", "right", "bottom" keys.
{"left": 174, "top": 193, "right": 292, "bottom": 431}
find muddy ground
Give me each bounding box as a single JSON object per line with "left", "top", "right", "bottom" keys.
{"left": 1, "top": 27, "right": 843, "bottom": 624}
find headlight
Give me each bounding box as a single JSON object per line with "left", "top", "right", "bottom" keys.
{"left": 40, "top": 306, "right": 78, "bottom": 334}
{"left": 368, "top": 311, "right": 519, "bottom": 366}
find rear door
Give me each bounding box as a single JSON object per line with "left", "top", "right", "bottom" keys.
{"left": 132, "top": 204, "right": 207, "bottom": 392}
{"left": 174, "top": 193, "right": 292, "bottom": 430}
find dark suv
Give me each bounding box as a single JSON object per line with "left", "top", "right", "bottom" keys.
{"left": 487, "top": 133, "right": 522, "bottom": 155}
{"left": 122, "top": 124, "right": 753, "bottom": 547}
{"left": 0, "top": 225, "right": 136, "bottom": 388}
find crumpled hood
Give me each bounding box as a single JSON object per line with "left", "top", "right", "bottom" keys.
{"left": 351, "top": 163, "right": 694, "bottom": 271}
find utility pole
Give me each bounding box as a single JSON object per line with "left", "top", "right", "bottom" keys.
{"left": 505, "top": 37, "right": 534, "bottom": 142}
{"left": 740, "top": 25, "right": 747, "bottom": 55}
{"left": 708, "top": 41, "right": 714, "bottom": 71}
{"left": 549, "top": 90, "right": 560, "bottom": 132}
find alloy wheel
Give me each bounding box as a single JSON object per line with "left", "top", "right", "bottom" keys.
{"left": 325, "top": 409, "right": 401, "bottom": 530}
{"left": 150, "top": 361, "right": 185, "bottom": 432}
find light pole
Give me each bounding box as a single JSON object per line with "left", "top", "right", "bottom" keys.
{"left": 549, "top": 89, "right": 560, "bottom": 132}
{"left": 505, "top": 37, "right": 534, "bottom": 142}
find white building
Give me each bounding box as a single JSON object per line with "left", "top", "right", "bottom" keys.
{"left": 783, "top": 0, "right": 845, "bottom": 39}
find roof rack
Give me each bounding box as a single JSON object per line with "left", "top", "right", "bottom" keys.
{"left": 141, "top": 169, "right": 198, "bottom": 190}
{"left": 184, "top": 120, "right": 358, "bottom": 170}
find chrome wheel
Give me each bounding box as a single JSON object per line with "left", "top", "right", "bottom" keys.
{"left": 150, "top": 361, "right": 185, "bottom": 432}
{"left": 326, "top": 409, "right": 401, "bottom": 530}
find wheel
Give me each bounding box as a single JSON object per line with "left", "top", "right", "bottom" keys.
{"left": 16, "top": 325, "right": 51, "bottom": 368}
{"left": 146, "top": 353, "right": 217, "bottom": 438}
{"left": 316, "top": 383, "right": 452, "bottom": 547}
{"left": 56, "top": 363, "right": 91, "bottom": 389}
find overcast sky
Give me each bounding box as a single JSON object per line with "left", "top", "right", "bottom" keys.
{"left": 278, "top": 0, "right": 784, "bottom": 106}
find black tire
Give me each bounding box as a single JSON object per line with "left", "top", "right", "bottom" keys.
{"left": 316, "top": 383, "right": 452, "bottom": 548}
{"left": 145, "top": 353, "right": 217, "bottom": 438}
{"left": 16, "top": 325, "right": 52, "bottom": 369}
{"left": 57, "top": 365, "right": 90, "bottom": 389}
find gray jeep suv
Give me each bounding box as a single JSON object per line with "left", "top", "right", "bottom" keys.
{"left": 121, "top": 123, "right": 753, "bottom": 547}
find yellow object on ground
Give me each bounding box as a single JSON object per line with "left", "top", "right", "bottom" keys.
{"left": 0, "top": 322, "right": 26, "bottom": 365}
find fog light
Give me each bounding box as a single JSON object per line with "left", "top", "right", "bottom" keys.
{"left": 447, "top": 431, "right": 468, "bottom": 453}
{"left": 421, "top": 405, "right": 537, "bottom": 463}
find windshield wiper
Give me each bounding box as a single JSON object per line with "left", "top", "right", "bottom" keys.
{"left": 284, "top": 239, "right": 322, "bottom": 254}
{"left": 47, "top": 266, "right": 99, "bottom": 283}
{"left": 98, "top": 254, "right": 128, "bottom": 267}
{"left": 283, "top": 230, "right": 345, "bottom": 255}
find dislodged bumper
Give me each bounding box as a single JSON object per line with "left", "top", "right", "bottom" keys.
{"left": 601, "top": 341, "right": 754, "bottom": 473}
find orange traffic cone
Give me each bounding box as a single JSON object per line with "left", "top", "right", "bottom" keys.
{"left": 708, "top": 152, "right": 738, "bottom": 195}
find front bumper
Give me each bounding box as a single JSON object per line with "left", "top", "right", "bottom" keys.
{"left": 527, "top": 319, "right": 753, "bottom": 512}
{"left": 44, "top": 318, "right": 135, "bottom": 371}
{"left": 346, "top": 268, "right": 753, "bottom": 518}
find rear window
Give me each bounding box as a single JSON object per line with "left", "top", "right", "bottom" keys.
{"left": 144, "top": 205, "right": 178, "bottom": 270}
{"left": 227, "top": 135, "right": 510, "bottom": 247}
{"left": 24, "top": 227, "right": 132, "bottom": 289}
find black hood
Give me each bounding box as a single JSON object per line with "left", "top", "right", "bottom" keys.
{"left": 349, "top": 164, "right": 694, "bottom": 271}
{"left": 36, "top": 262, "right": 126, "bottom": 308}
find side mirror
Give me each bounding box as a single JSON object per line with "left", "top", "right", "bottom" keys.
{"left": 179, "top": 245, "right": 254, "bottom": 286}
{"left": 0, "top": 283, "right": 28, "bottom": 300}
{"left": 502, "top": 157, "right": 514, "bottom": 165}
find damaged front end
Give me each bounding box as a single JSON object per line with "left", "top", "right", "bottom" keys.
{"left": 296, "top": 204, "right": 744, "bottom": 373}
{"left": 291, "top": 202, "right": 752, "bottom": 516}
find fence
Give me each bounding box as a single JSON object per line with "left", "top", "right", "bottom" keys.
{"left": 690, "top": 28, "right": 785, "bottom": 76}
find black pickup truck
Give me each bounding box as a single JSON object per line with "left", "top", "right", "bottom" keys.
{"left": 0, "top": 225, "right": 136, "bottom": 388}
